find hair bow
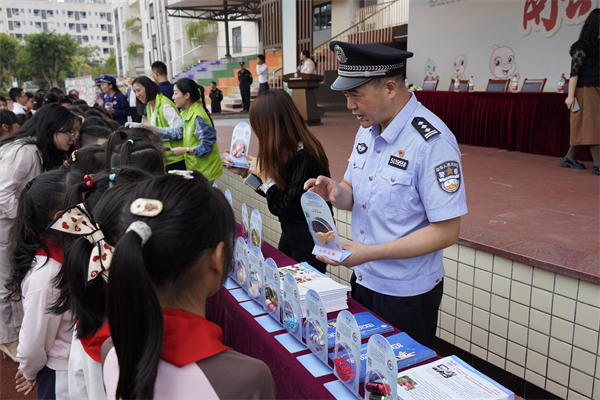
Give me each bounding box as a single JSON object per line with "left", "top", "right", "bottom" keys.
{"left": 48, "top": 203, "right": 114, "bottom": 283}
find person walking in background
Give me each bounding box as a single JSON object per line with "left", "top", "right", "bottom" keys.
{"left": 238, "top": 61, "right": 253, "bottom": 112}
{"left": 297, "top": 50, "right": 317, "bottom": 75}
{"left": 209, "top": 81, "right": 223, "bottom": 113}
{"left": 9, "top": 88, "right": 28, "bottom": 115}
{"left": 93, "top": 75, "right": 131, "bottom": 125}
{"left": 151, "top": 61, "right": 174, "bottom": 100}
{"left": 257, "top": 55, "right": 270, "bottom": 95}
{"left": 562, "top": 9, "right": 599, "bottom": 175}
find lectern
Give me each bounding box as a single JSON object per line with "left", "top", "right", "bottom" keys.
{"left": 282, "top": 73, "right": 323, "bottom": 126}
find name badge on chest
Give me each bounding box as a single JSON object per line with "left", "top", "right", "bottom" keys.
{"left": 388, "top": 155, "right": 409, "bottom": 170}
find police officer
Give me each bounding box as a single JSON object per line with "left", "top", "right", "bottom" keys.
{"left": 304, "top": 41, "right": 467, "bottom": 348}
{"left": 238, "top": 61, "right": 253, "bottom": 112}
{"left": 93, "top": 75, "right": 131, "bottom": 125}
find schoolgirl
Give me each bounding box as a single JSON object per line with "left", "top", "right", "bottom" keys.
{"left": 132, "top": 76, "right": 181, "bottom": 130}
{"left": 63, "top": 146, "right": 107, "bottom": 175}
{"left": 110, "top": 140, "right": 166, "bottom": 174}
{"left": 104, "top": 128, "right": 163, "bottom": 169}
{"left": 5, "top": 168, "right": 83, "bottom": 398}
{"left": 144, "top": 78, "right": 222, "bottom": 181}
{"left": 0, "top": 109, "right": 19, "bottom": 139}
{"left": 104, "top": 172, "right": 275, "bottom": 399}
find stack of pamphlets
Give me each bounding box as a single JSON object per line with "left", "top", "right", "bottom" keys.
{"left": 325, "top": 311, "right": 394, "bottom": 348}
{"left": 279, "top": 263, "right": 349, "bottom": 317}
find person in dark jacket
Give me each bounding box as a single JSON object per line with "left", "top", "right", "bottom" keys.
{"left": 238, "top": 62, "right": 253, "bottom": 112}
{"left": 93, "top": 75, "right": 131, "bottom": 125}
{"left": 209, "top": 81, "right": 223, "bottom": 113}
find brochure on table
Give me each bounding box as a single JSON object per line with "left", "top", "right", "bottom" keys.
{"left": 250, "top": 209, "right": 262, "bottom": 249}
{"left": 326, "top": 311, "right": 394, "bottom": 348}
{"left": 241, "top": 203, "right": 249, "bottom": 244}
{"left": 282, "top": 272, "right": 305, "bottom": 346}
{"left": 333, "top": 310, "right": 361, "bottom": 398}
{"left": 224, "top": 189, "right": 233, "bottom": 209}
{"left": 233, "top": 237, "right": 249, "bottom": 287}
{"left": 364, "top": 334, "right": 398, "bottom": 400}
{"left": 304, "top": 289, "right": 330, "bottom": 367}
{"left": 263, "top": 258, "right": 280, "bottom": 321}
{"left": 246, "top": 246, "right": 264, "bottom": 303}
{"left": 395, "top": 355, "right": 515, "bottom": 400}
{"left": 300, "top": 192, "right": 351, "bottom": 262}
{"left": 228, "top": 121, "right": 251, "bottom": 168}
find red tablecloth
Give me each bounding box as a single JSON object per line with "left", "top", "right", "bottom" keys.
{"left": 207, "top": 233, "right": 439, "bottom": 399}
{"left": 414, "top": 91, "right": 592, "bottom": 162}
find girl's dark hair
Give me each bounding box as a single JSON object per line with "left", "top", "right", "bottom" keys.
{"left": 79, "top": 125, "right": 111, "bottom": 148}
{"left": 301, "top": 49, "right": 317, "bottom": 68}
{"left": 92, "top": 105, "right": 112, "bottom": 119}
{"left": 84, "top": 110, "right": 104, "bottom": 120}
{"left": 15, "top": 113, "right": 28, "bottom": 126}
{"left": 105, "top": 128, "right": 162, "bottom": 169}
{"left": 0, "top": 109, "right": 17, "bottom": 130}
{"left": 106, "top": 120, "right": 121, "bottom": 133}
{"left": 197, "top": 85, "right": 214, "bottom": 126}
{"left": 249, "top": 89, "right": 329, "bottom": 189}
{"left": 132, "top": 76, "right": 161, "bottom": 105}
{"left": 60, "top": 96, "right": 74, "bottom": 106}
{"left": 67, "top": 106, "right": 83, "bottom": 116}
{"left": 175, "top": 78, "right": 201, "bottom": 103}
{"left": 26, "top": 92, "right": 34, "bottom": 100}
{"left": 50, "top": 87, "right": 64, "bottom": 96}
{"left": 0, "top": 104, "right": 80, "bottom": 170}
{"left": 5, "top": 168, "right": 83, "bottom": 302}
{"left": 32, "top": 91, "right": 46, "bottom": 111}
{"left": 73, "top": 99, "right": 90, "bottom": 109}
{"left": 81, "top": 116, "right": 111, "bottom": 131}
{"left": 42, "top": 92, "right": 60, "bottom": 106}
{"left": 579, "top": 9, "right": 599, "bottom": 52}
{"left": 111, "top": 140, "right": 165, "bottom": 174}
{"left": 106, "top": 172, "right": 235, "bottom": 399}
{"left": 62, "top": 145, "right": 106, "bottom": 175}
{"left": 50, "top": 168, "right": 153, "bottom": 338}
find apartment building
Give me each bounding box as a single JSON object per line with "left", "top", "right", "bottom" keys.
{"left": 0, "top": 0, "right": 116, "bottom": 60}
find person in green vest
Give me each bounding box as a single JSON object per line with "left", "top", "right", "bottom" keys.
{"left": 144, "top": 78, "right": 222, "bottom": 182}
{"left": 132, "top": 76, "right": 182, "bottom": 169}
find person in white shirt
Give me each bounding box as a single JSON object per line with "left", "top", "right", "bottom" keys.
{"left": 297, "top": 50, "right": 317, "bottom": 75}
{"left": 256, "top": 55, "right": 270, "bottom": 95}
{"left": 9, "top": 87, "right": 28, "bottom": 115}
{"left": 132, "top": 76, "right": 181, "bottom": 129}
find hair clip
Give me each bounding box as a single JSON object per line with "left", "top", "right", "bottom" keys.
{"left": 130, "top": 198, "right": 163, "bottom": 217}
{"left": 84, "top": 174, "right": 95, "bottom": 188}
{"left": 127, "top": 139, "right": 134, "bottom": 144}
{"left": 71, "top": 150, "right": 77, "bottom": 163}
{"left": 126, "top": 221, "right": 152, "bottom": 247}
{"left": 25, "top": 181, "right": 33, "bottom": 191}
{"left": 109, "top": 173, "right": 116, "bottom": 181}
{"left": 169, "top": 170, "right": 194, "bottom": 180}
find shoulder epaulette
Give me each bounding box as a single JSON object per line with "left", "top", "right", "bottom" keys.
{"left": 411, "top": 117, "right": 441, "bottom": 141}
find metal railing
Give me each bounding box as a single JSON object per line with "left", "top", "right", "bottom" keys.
{"left": 313, "top": 0, "right": 408, "bottom": 76}
{"left": 271, "top": 67, "right": 283, "bottom": 89}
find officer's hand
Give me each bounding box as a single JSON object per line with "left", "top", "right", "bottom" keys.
{"left": 304, "top": 176, "right": 340, "bottom": 203}
{"left": 316, "top": 241, "right": 370, "bottom": 269}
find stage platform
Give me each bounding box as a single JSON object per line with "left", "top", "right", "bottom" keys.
{"left": 215, "top": 112, "right": 600, "bottom": 284}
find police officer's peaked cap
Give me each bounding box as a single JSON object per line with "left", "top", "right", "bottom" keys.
{"left": 94, "top": 74, "right": 116, "bottom": 86}
{"left": 329, "top": 41, "right": 413, "bottom": 91}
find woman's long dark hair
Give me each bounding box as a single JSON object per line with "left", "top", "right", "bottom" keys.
{"left": 132, "top": 76, "right": 161, "bottom": 105}
{"left": 301, "top": 49, "right": 317, "bottom": 68}
{"left": 104, "top": 128, "right": 162, "bottom": 169}
{"left": 111, "top": 140, "right": 165, "bottom": 174}
{"left": 106, "top": 172, "right": 235, "bottom": 399}
{"left": 49, "top": 168, "right": 153, "bottom": 338}
{"left": 5, "top": 168, "right": 83, "bottom": 302}
{"left": 250, "top": 89, "right": 329, "bottom": 189}
{"left": 579, "top": 8, "right": 599, "bottom": 52}
{"left": 0, "top": 104, "right": 80, "bottom": 170}
{"left": 175, "top": 78, "right": 213, "bottom": 126}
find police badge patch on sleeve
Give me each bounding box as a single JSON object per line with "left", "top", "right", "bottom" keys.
{"left": 356, "top": 143, "right": 368, "bottom": 154}
{"left": 435, "top": 161, "right": 461, "bottom": 194}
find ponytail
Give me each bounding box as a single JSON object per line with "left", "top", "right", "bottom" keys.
{"left": 111, "top": 141, "right": 165, "bottom": 174}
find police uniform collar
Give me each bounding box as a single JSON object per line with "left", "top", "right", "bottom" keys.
{"left": 329, "top": 41, "right": 413, "bottom": 91}
{"left": 370, "top": 92, "right": 418, "bottom": 144}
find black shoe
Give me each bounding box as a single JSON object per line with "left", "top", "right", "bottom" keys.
{"left": 560, "top": 157, "right": 586, "bottom": 169}
{"left": 592, "top": 166, "right": 600, "bottom": 175}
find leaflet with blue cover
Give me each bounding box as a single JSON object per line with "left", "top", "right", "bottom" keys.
{"left": 324, "top": 311, "right": 393, "bottom": 348}
{"left": 328, "top": 332, "right": 436, "bottom": 382}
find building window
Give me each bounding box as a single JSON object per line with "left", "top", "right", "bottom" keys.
{"left": 69, "top": 23, "right": 75, "bottom": 30}
{"left": 34, "top": 10, "right": 40, "bottom": 17}
{"left": 68, "top": 11, "right": 74, "bottom": 18}
{"left": 15, "top": 33, "right": 22, "bottom": 39}
{"left": 96, "top": 24, "right": 99, "bottom": 28}
{"left": 28, "top": 9, "right": 31, "bottom": 13}
{"left": 101, "top": 24, "right": 107, "bottom": 30}
{"left": 80, "top": 11, "right": 86, "bottom": 18}
{"left": 102, "top": 36, "right": 108, "bottom": 42}
{"left": 47, "top": 10, "right": 53, "bottom": 17}
{"left": 152, "top": 34, "right": 157, "bottom": 49}
{"left": 82, "top": 35, "right": 89, "bottom": 42}
{"left": 82, "top": 23, "right": 87, "bottom": 29}
{"left": 35, "top": 22, "right": 41, "bottom": 28}
{"left": 48, "top": 22, "right": 55, "bottom": 29}
{"left": 71, "top": 35, "right": 76, "bottom": 40}
{"left": 149, "top": 3, "right": 154, "bottom": 19}
{"left": 0, "top": 21, "right": 3, "bottom": 24}
{"left": 99, "top": 12, "right": 106, "bottom": 18}
{"left": 14, "top": 21, "right": 21, "bottom": 28}
{"left": 232, "top": 27, "right": 241, "bottom": 53}
{"left": 103, "top": 48, "right": 109, "bottom": 54}
{"left": 12, "top": 9, "right": 19, "bottom": 16}
{"left": 313, "top": 2, "right": 331, "bottom": 31}
{"left": 29, "top": 21, "right": 32, "bottom": 25}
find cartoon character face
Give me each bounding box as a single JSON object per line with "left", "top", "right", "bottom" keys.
{"left": 424, "top": 59, "right": 436, "bottom": 77}
{"left": 489, "top": 45, "right": 517, "bottom": 78}
{"left": 453, "top": 55, "right": 467, "bottom": 75}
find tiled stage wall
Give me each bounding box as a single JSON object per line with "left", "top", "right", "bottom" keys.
{"left": 216, "top": 169, "right": 600, "bottom": 400}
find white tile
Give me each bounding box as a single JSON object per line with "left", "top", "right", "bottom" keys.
{"left": 571, "top": 347, "right": 596, "bottom": 375}
{"left": 555, "top": 274, "right": 579, "bottom": 299}
{"left": 531, "top": 287, "right": 553, "bottom": 314}
{"left": 439, "top": 328, "right": 454, "bottom": 344}
{"left": 472, "top": 326, "right": 489, "bottom": 349}
{"left": 526, "top": 349, "right": 548, "bottom": 377}
{"left": 493, "top": 256, "right": 512, "bottom": 278}
{"left": 573, "top": 324, "right": 599, "bottom": 354}
{"left": 488, "top": 333, "right": 507, "bottom": 357}
{"left": 507, "top": 341, "right": 527, "bottom": 366}
{"left": 458, "top": 263, "right": 474, "bottom": 285}
{"left": 457, "top": 282, "right": 473, "bottom": 304}
{"left": 491, "top": 294, "right": 510, "bottom": 319}
{"left": 575, "top": 302, "right": 600, "bottom": 331}
{"left": 444, "top": 277, "right": 457, "bottom": 298}
{"left": 597, "top": 357, "right": 600, "bottom": 379}
{"left": 441, "top": 295, "right": 456, "bottom": 315}
{"left": 510, "top": 281, "right": 531, "bottom": 306}
{"left": 551, "top": 316, "right": 574, "bottom": 344}
{"left": 471, "top": 344, "right": 487, "bottom": 360}
{"left": 329, "top": 264, "right": 339, "bottom": 278}
{"left": 554, "top": 295, "right": 577, "bottom": 322}
{"left": 487, "top": 352, "right": 506, "bottom": 369}
{"left": 528, "top": 329, "right": 549, "bottom": 356}
{"left": 444, "top": 244, "right": 458, "bottom": 261}
{"left": 440, "top": 312, "right": 455, "bottom": 334}
{"left": 509, "top": 301, "right": 530, "bottom": 327}
{"left": 578, "top": 281, "right": 600, "bottom": 307}
{"left": 525, "top": 368, "right": 546, "bottom": 389}
{"left": 458, "top": 245, "right": 475, "bottom": 266}
{"left": 492, "top": 275, "right": 511, "bottom": 298}
{"left": 547, "top": 359, "right": 570, "bottom": 386}
{"left": 593, "top": 379, "right": 600, "bottom": 400}
{"left": 475, "top": 250, "right": 493, "bottom": 272}
{"left": 545, "top": 379, "right": 568, "bottom": 399}
{"left": 456, "top": 300, "right": 472, "bottom": 323}
{"left": 549, "top": 338, "right": 573, "bottom": 366}
{"left": 569, "top": 369, "right": 594, "bottom": 398}
{"left": 506, "top": 360, "right": 525, "bottom": 378}
{"left": 455, "top": 318, "right": 471, "bottom": 341}
{"left": 508, "top": 321, "right": 528, "bottom": 347}
{"left": 443, "top": 257, "right": 458, "bottom": 280}
{"left": 489, "top": 314, "right": 509, "bottom": 338}
{"left": 567, "top": 388, "right": 590, "bottom": 399}
{"left": 474, "top": 270, "right": 492, "bottom": 292}
{"left": 533, "top": 268, "right": 555, "bottom": 292}
{"left": 454, "top": 336, "right": 471, "bottom": 352}
{"left": 473, "top": 288, "right": 491, "bottom": 312}
{"left": 472, "top": 308, "right": 490, "bottom": 330}
{"left": 530, "top": 309, "right": 551, "bottom": 335}
{"left": 512, "top": 261, "right": 533, "bottom": 284}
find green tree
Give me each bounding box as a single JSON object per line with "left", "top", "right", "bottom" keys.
{"left": 20, "top": 31, "right": 78, "bottom": 89}
{"left": 0, "top": 34, "right": 19, "bottom": 89}
{"left": 185, "top": 20, "right": 217, "bottom": 46}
